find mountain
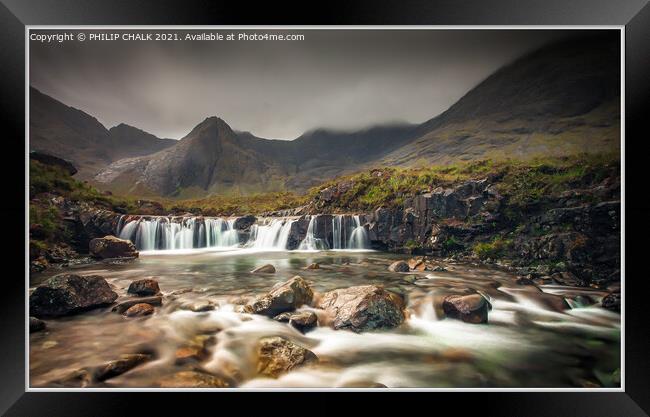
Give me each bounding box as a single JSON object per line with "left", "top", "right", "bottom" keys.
{"left": 93, "top": 33, "right": 619, "bottom": 197}
{"left": 29, "top": 87, "right": 176, "bottom": 178}
{"left": 379, "top": 33, "right": 620, "bottom": 167}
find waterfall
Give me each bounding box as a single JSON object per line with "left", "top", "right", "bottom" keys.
{"left": 299, "top": 216, "right": 330, "bottom": 250}
{"left": 331, "top": 214, "right": 369, "bottom": 250}
{"left": 117, "top": 216, "right": 239, "bottom": 251}
{"left": 248, "top": 218, "right": 296, "bottom": 250}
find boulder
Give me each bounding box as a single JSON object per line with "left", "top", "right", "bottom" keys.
{"left": 245, "top": 276, "right": 313, "bottom": 317}
{"left": 251, "top": 264, "right": 276, "bottom": 274}
{"left": 256, "top": 337, "right": 318, "bottom": 378}
{"left": 388, "top": 261, "right": 410, "bottom": 272}
{"left": 29, "top": 317, "right": 46, "bottom": 333}
{"left": 124, "top": 303, "right": 154, "bottom": 317}
{"left": 317, "top": 285, "right": 405, "bottom": 332}
{"left": 157, "top": 371, "right": 231, "bottom": 388}
{"left": 234, "top": 215, "right": 256, "bottom": 231}
{"left": 174, "top": 335, "right": 214, "bottom": 365}
{"left": 408, "top": 258, "right": 426, "bottom": 271}
{"left": 30, "top": 274, "right": 118, "bottom": 317}
{"left": 551, "top": 271, "right": 585, "bottom": 287}
{"left": 89, "top": 235, "right": 138, "bottom": 259}
{"left": 442, "top": 294, "right": 490, "bottom": 324}
{"left": 112, "top": 296, "right": 163, "bottom": 314}
{"left": 94, "top": 353, "right": 151, "bottom": 382}
{"left": 601, "top": 292, "right": 620, "bottom": 312}
{"left": 305, "top": 263, "right": 320, "bottom": 270}
{"left": 289, "top": 311, "right": 318, "bottom": 333}
{"left": 127, "top": 278, "right": 160, "bottom": 296}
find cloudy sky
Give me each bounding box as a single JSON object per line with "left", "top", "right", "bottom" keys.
{"left": 30, "top": 29, "right": 589, "bottom": 140}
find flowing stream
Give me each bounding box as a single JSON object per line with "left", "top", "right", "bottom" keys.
{"left": 29, "top": 250, "right": 620, "bottom": 389}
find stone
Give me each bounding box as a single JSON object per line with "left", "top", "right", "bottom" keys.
{"left": 127, "top": 278, "right": 160, "bottom": 296}
{"left": 89, "top": 235, "right": 139, "bottom": 259}
{"left": 251, "top": 264, "right": 276, "bottom": 274}
{"left": 408, "top": 258, "right": 426, "bottom": 271}
{"left": 233, "top": 215, "right": 256, "bottom": 231}
{"left": 289, "top": 311, "right": 318, "bottom": 333}
{"left": 112, "top": 296, "right": 163, "bottom": 314}
{"left": 442, "top": 294, "right": 490, "bottom": 324}
{"left": 51, "top": 368, "right": 92, "bottom": 387}
{"left": 388, "top": 261, "right": 410, "bottom": 272}
{"left": 256, "top": 337, "right": 318, "bottom": 378}
{"left": 551, "top": 271, "right": 584, "bottom": 287}
{"left": 94, "top": 353, "right": 151, "bottom": 382}
{"left": 317, "top": 285, "right": 405, "bottom": 332}
{"left": 601, "top": 292, "right": 620, "bottom": 312}
{"left": 305, "top": 263, "right": 320, "bottom": 270}
{"left": 30, "top": 274, "right": 118, "bottom": 317}
{"left": 157, "top": 371, "right": 231, "bottom": 388}
{"left": 245, "top": 276, "right": 314, "bottom": 317}
{"left": 124, "top": 303, "right": 154, "bottom": 317}
{"left": 30, "top": 317, "right": 46, "bottom": 333}
{"left": 174, "top": 335, "right": 214, "bottom": 364}
{"left": 516, "top": 276, "right": 536, "bottom": 286}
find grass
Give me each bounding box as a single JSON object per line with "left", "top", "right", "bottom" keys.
{"left": 473, "top": 236, "right": 514, "bottom": 260}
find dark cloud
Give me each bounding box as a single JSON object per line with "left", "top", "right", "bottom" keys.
{"left": 30, "top": 29, "right": 594, "bottom": 139}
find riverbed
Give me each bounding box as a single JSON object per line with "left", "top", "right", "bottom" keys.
{"left": 29, "top": 249, "right": 621, "bottom": 389}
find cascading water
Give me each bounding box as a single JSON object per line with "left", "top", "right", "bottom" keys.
{"left": 299, "top": 216, "right": 330, "bottom": 250}
{"left": 248, "top": 218, "right": 297, "bottom": 250}
{"left": 331, "top": 214, "right": 369, "bottom": 250}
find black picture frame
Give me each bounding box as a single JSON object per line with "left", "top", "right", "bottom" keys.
{"left": 3, "top": 0, "right": 648, "bottom": 415}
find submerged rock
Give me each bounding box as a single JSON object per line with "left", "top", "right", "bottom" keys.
{"left": 174, "top": 335, "right": 214, "bottom": 364}
{"left": 51, "top": 368, "right": 92, "bottom": 388}
{"left": 601, "top": 292, "right": 620, "bottom": 312}
{"left": 388, "top": 261, "right": 410, "bottom": 272}
{"left": 305, "top": 263, "right": 320, "bottom": 270}
{"left": 127, "top": 278, "right": 160, "bottom": 296}
{"left": 256, "top": 336, "right": 318, "bottom": 378}
{"left": 317, "top": 285, "right": 405, "bottom": 332}
{"left": 29, "top": 317, "right": 46, "bottom": 333}
{"left": 442, "top": 294, "right": 490, "bottom": 324}
{"left": 112, "top": 296, "right": 162, "bottom": 314}
{"left": 89, "top": 235, "right": 139, "bottom": 259}
{"left": 273, "top": 311, "right": 318, "bottom": 333}
{"left": 251, "top": 264, "right": 276, "bottom": 274}
{"left": 157, "top": 371, "right": 231, "bottom": 388}
{"left": 245, "top": 276, "right": 314, "bottom": 317}
{"left": 94, "top": 353, "right": 151, "bottom": 382}
{"left": 124, "top": 303, "right": 154, "bottom": 317}
{"left": 30, "top": 274, "right": 118, "bottom": 317}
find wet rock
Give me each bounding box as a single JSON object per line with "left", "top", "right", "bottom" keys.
{"left": 388, "top": 260, "right": 410, "bottom": 272}
{"left": 30, "top": 317, "right": 46, "bottom": 333}
{"left": 442, "top": 294, "right": 490, "bottom": 324}
{"left": 256, "top": 336, "right": 318, "bottom": 378}
{"left": 551, "top": 271, "right": 584, "bottom": 287}
{"left": 408, "top": 258, "right": 426, "bottom": 271}
{"left": 317, "top": 285, "right": 405, "bottom": 332}
{"left": 94, "top": 353, "right": 151, "bottom": 382}
{"left": 516, "top": 276, "right": 536, "bottom": 286}
{"left": 431, "top": 265, "right": 448, "bottom": 272}
{"left": 127, "top": 278, "right": 160, "bottom": 296}
{"left": 30, "top": 274, "right": 118, "bottom": 317}
{"left": 124, "top": 303, "right": 154, "bottom": 317}
{"left": 601, "top": 292, "right": 620, "bottom": 312}
{"left": 51, "top": 368, "right": 92, "bottom": 387}
{"left": 251, "top": 264, "right": 276, "bottom": 274}
{"left": 157, "top": 371, "right": 231, "bottom": 388}
{"left": 234, "top": 215, "right": 256, "bottom": 231}
{"left": 89, "top": 235, "right": 139, "bottom": 259}
{"left": 185, "top": 300, "right": 215, "bottom": 312}
{"left": 339, "top": 380, "right": 387, "bottom": 388}
{"left": 112, "top": 296, "right": 163, "bottom": 314}
{"left": 174, "top": 335, "right": 214, "bottom": 364}
{"left": 289, "top": 311, "right": 318, "bottom": 333}
{"left": 245, "top": 276, "right": 314, "bottom": 317}
{"left": 305, "top": 263, "right": 320, "bottom": 270}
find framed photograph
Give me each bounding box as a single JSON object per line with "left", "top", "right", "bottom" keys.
{"left": 2, "top": 0, "right": 648, "bottom": 415}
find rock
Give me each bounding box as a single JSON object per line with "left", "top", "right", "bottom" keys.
{"left": 89, "top": 235, "right": 139, "bottom": 259}
{"left": 256, "top": 337, "right": 318, "bottom": 378}
{"left": 127, "top": 278, "right": 160, "bottom": 296}
{"left": 30, "top": 274, "right": 118, "bottom": 317}
{"left": 29, "top": 317, "right": 46, "bottom": 333}
{"left": 245, "top": 276, "right": 314, "bottom": 317}
{"left": 408, "top": 258, "right": 426, "bottom": 271}
{"left": 185, "top": 300, "right": 215, "bottom": 312}
{"left": 388, "top": 260, "right": 410, "bottom": 272}
{"left": 289, "top": 311, "right": 318, "bottom": 333}
{"left": 51, "top": 368, "right": 92, "bottom": 387}
{"left": 94, "top": 353, "right": 151, "bottom": 382}
{"left": 305, "top": 263, "right": 320, "bottom": 270}
{"left": 112, "top": 296, "right": 163, "bottom": 314}
{"left": 516, "top": 276, "right": 536, "bottom": 285}
{"left": 124, "top": 303, "right": 154, "bottom": 317}
{"left": 157, "top": 371, "right": 231, "bottom": 388}
{"left": 30, "top": 151, "right": 78, "bottom": 175}
{"left": 273, "top": 312, "right": 292, "bottom": 322}
{"left": 442, "top": 294, "right": 490, "bottom": 324}
{"left": 339, "top": 381, "right": 387, "bottom": 388}
{"left": 317, "top": 285, "right": 405, "bottom": 332}
{"left": 431, "top": 265, "right": 448, "bottom": 272}
{"left": 251, "top": 264, "right": 276, "bottom": 274}
{"left": 174, "top": 335, "right": 214, "bottom": 364}
{"left": 233, "top": 215, "right": 256, "bottom": 231}
{"left": 601, "top": 292, "right": 620, "bottom": 312}
{"left": 551, "top": 271, "right": 584, "bottom": 287}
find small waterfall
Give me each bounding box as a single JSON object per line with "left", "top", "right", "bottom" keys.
{"left": 331, "top": 214, "right": 369, "bottom": 250}
{"left": 117, "top": 216, "right": 239, "bottom": 251}
{"left": 299, "top": 216, "right": 330, "bottom": 250}
{"left": 248, "top": 218, "right": 296, "bottom": 250}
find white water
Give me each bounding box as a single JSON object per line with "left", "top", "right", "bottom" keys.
{"left": 248, "top": 218, "right": 297, "bottom": 250}
{"left": 299, "top": 216, "right": 330, "bottom": 251}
